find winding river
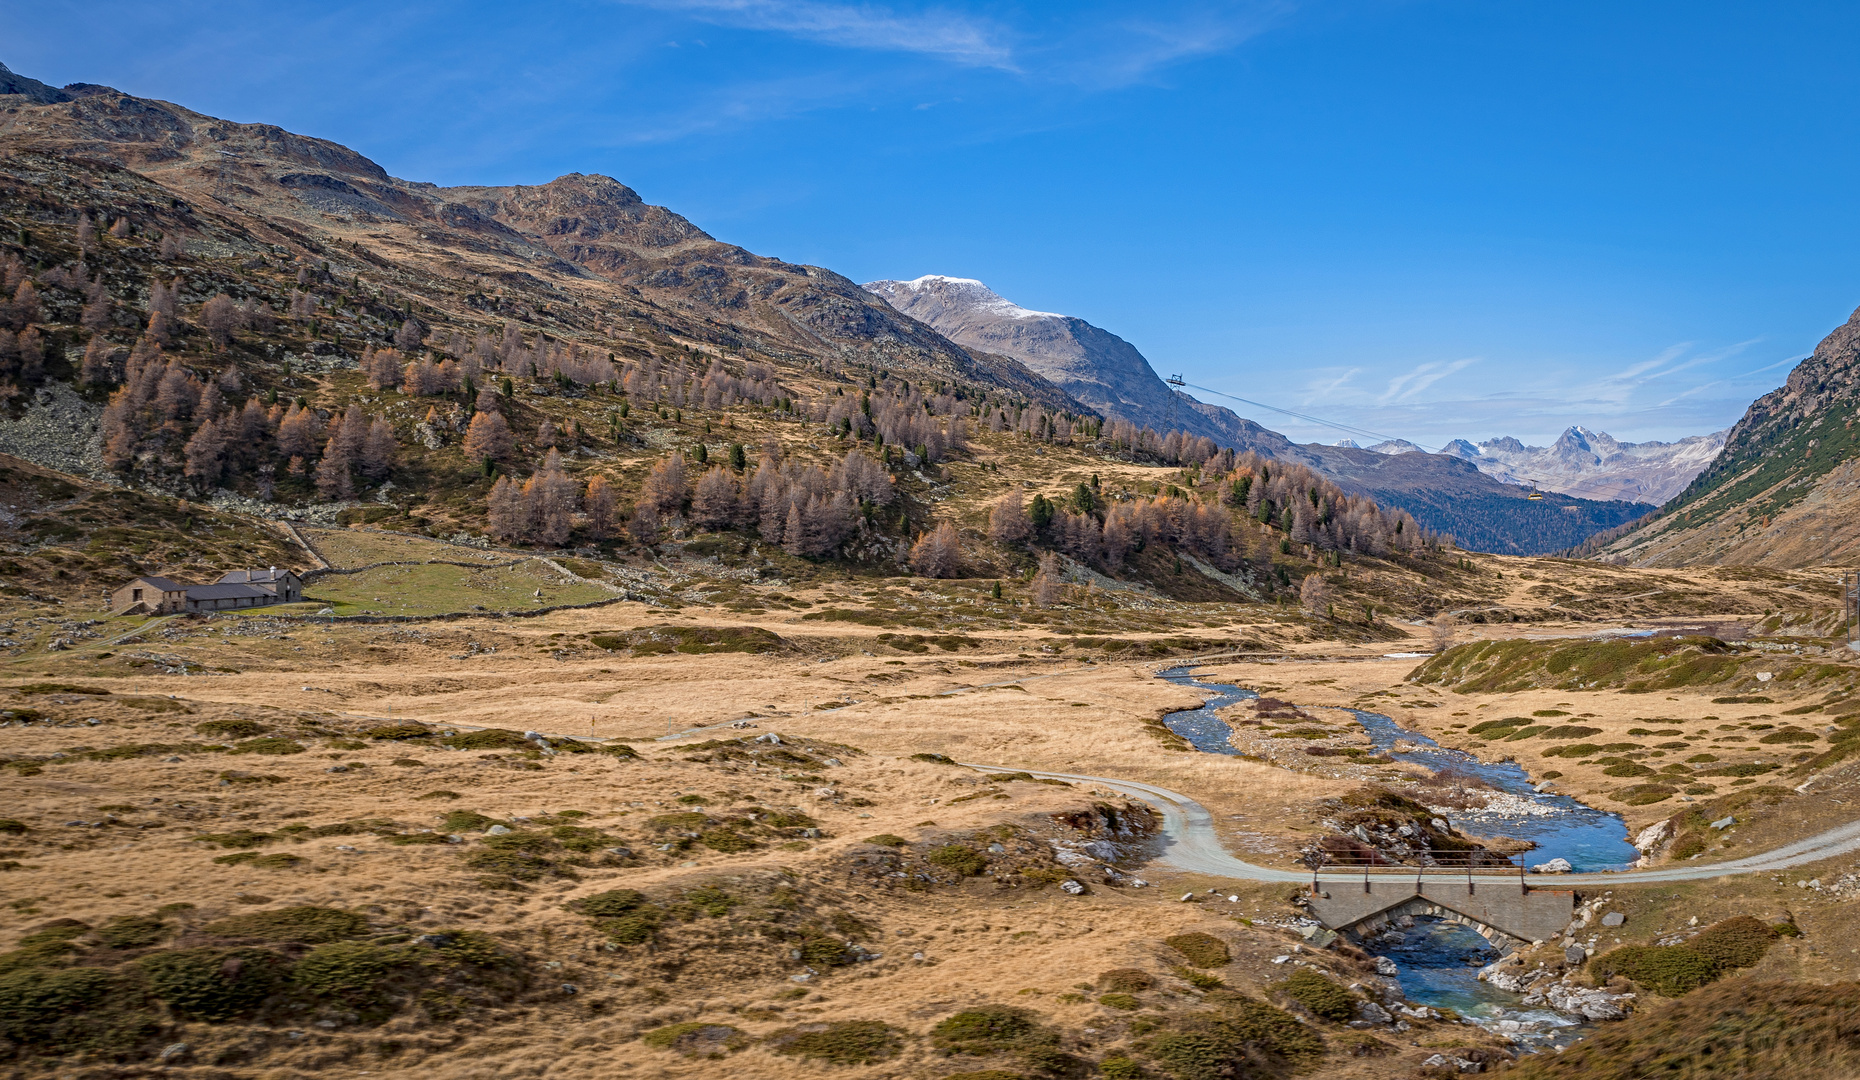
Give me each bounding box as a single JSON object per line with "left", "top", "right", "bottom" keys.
{"left": 1155, "top": 666, "right": 1639, "bottom": 1044}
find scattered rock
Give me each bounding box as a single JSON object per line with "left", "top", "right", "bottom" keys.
{"left": 1565, "top": 944, "right": 1587, "bottom": 965}
{"left": 1601, "top": 912, "right": 1626, "bottom": 927}
{"left": 1059, "top": 879, "right": 1085, "bottom": 895}
{"left": 1374, "top": 956, "right": 1399, "bottom": 977}
{"left": 1709, "top": 816, "right": 1735, "bottom": 830}
{"left": 486, "top": 824, "right": 512, "bottom": 835}
{"left": 157, "top": 1043, "right": 189, "bottom": 1062}
{"left": 1530, "top": 858, "right": 1573, "bottom": 874}
{"left": 1356, "top": 1000, "right": 1393, "bottom": 1023}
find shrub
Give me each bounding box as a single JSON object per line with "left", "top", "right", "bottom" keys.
{"left": 139, "top": 947, "right": 290, "bottom": 1020}
{"left": 684, "top": 887, "right": 736, "bottom": 916}
{"left": 1100, "top": 1057, "right": 1144, "bottom": 1080}
{"left": 764, "top": 810, "right": 818, "bottom": 828}
{"left": 1603, "top": 762, "right": 1657, "bottom": 778}
{"left": 641, "top": 1021, "right": 747, "bottom": 1056}
{"left": 1099, "top": 993, "right": 1141, "bottom": 1010}
{"left": 384, "top": 832, "right": 453, "bottom": 846}
{"left": 1144, "top": 1004, "right": 1323, "bottom": 1080}
{"left": 945, "top": 1072, "right": 1025, "bottom": 1080}
{"left": 443, "top": 728, "right": 532, "bottom": 750}
{"left": 204, "top": 906, "right": 369, "bottom": 943}
{"left": 0, "top": 819, "right": 25, "bottom": 834}
{"left": 911, "top": 752, "right": 957, "bottom": 764}
{"left": 1687, "top": 916, "right": 1775, "bottom": 970}
{"left": 290, "top": 941, "right": 414, "bottom": 1004}
{"left": 927, "top": 844, "right": 988, "bottom": 876}
{"left": 439, "top": 810, "right": 504, "bottom": 832}
{"left": 463, "top": 848, "right": 559, "bottom": 881}
{"left": 229, "top": 737, "right": 307, "bottom": 755}
{"left": 598, "top": 913, "right": 659, "bottom": 945}
{"left": 549, "top": 825, "right": 610, "bottom": 852}
{"left": 800, "top": 936, "right": 854, "bottom": 967}
{"left": 1100, "top": 968, "right": 1158, "bottom": 992}
{"left": 1175, "top": 966, "right": 1225, "bottom": 990}
{"left": 766, "top": 1020, "right": 903, "bottom": 1064}
{"left": 864, "top": 833, "right": 908, "bottom": 847}
{"left": 699, "top": 828, "right": 757, "bottom": 853}
{"left": 96, "top": 915, "right": 167, "bottom": 949}
{"left": 1281, "top": 968, "right": 1355, "bottom": 1021}
{"left": 931, "top": 1005, "right": 1057, "bottom": 1055}
{"left": 571, "top": 889, "right": 646, "bottom": 917}
{"left": 1759, "top": 729, "right": 1818, "bottom": 744}
{"left": 1506, "top": 979, "right": 1860, "bottom": 1079}
{"left": 196, "top": 718, "right": 267, "bottom": 739}
{"left": 364, "top": 723, "right": 432, "bottom": 740}
{"left": 194, "top": 829, "right": 274, "bottom": 849}
{"left": 1591, "top": 945, "right": 1719, "bottom": 997}
{"left": 417, "top": 790, "right": 462, "bottom": 800}
{"left": 1164, "top": 932, "right": 1231, "bottom": 968}
{"left": 0, "top": 966, "right": 122, "bottom": 1047}
{"left": 599, "top": 741, "right": 640, "bottom": 758}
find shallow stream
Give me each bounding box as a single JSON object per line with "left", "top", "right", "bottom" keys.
{"left": 1155, "top": 666, "right": 1640, "bottom": 1046}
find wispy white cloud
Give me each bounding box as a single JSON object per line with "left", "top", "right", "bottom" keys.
{"left": 620, "top": 0, "right": 1017, "bottom": 68}
{"left": 1378, "top": 356, "right": 1479, "bottom": 404}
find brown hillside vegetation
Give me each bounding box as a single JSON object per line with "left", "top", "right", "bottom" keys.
{"left": 1507, "top": 979, "right": 1860, "bottom": 1079}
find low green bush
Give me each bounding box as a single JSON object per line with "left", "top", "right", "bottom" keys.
{"left": 932, "top": 1005, "right": 1057, "bottom": 1055}
{"left": 1591, "top": 945, "right": 1719, "bottom": 997}
{"left": 290, "top": 941, "right": 414, "bottom": 1004}
{"left": 443, "top": 728, "right": 532, "bottom": 750}
{"left": 641, "top": 1021, "right": 747, "bottom": 1057}
{"left": 1281, "top": 968, "right": 1355, "bottom": 1021}
{"left": 204, "top": 906, "right": 369, "bottom": 944}
{"left": 864, "top": 833, "right": 908, "bottom": 847}
{"left": 196, "top": 718, "right": 267, "bottom": 739}
{"left": 927, "top": 844, "right": 988, "bottom": 876}
{"left": 1687, "top": 916, "right": 1775, "bottom": 970}
{"left": 95, "top": 916, "right": 167, "bottom": 949}
{"left": 228, "top": 737, "right": 306, "bottom": 755}
{"left": 765, "top": 1020, "right": 903, "bottom": 1064}
{"left": 571, "top": 889, "right": 646, "bottom": 916}
{"left": 1099, "top": 993, "right": 1141, "bottom": 1010}
{"left": 139, "top": 946, "right": 291, "bottom": 1020}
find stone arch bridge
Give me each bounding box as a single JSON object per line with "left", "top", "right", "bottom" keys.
{"left": 1307, "top": 877, "right": 1574, "bottom": 953}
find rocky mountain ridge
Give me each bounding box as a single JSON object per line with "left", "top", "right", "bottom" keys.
{"left": 1600, "top": 303, "right": 1860, "bottom": 568}
{"left": 0, "top": 71, "right": 1086, "bottom": 417}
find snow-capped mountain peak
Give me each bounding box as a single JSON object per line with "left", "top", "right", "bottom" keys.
{"left": 868, "top": 275, "right": 1061, "bottom": 322}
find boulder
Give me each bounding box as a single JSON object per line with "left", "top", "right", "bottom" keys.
{"left": 1374, "top": 956, "right": 1400, "bottom": 977}
{"left": 1531, "top": 857, "right": 1573, "bottom": 874}
{"left": 1601, "top": 912, "right": 1626, "bottom": 927}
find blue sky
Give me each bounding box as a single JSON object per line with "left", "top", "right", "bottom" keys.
{"left": 10, "top": 1, "right": 1860, "bottom": 448}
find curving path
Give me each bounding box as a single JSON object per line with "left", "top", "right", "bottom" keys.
{"left": 961, "top": 762, "right": 1860, "bottom": 887}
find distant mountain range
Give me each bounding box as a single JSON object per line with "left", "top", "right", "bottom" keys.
{"left": 1357, "top": 428, "right": 1727, "bottom": 506}
{"left": 867, "top": 275, "right": 1655, "bottom": 555}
